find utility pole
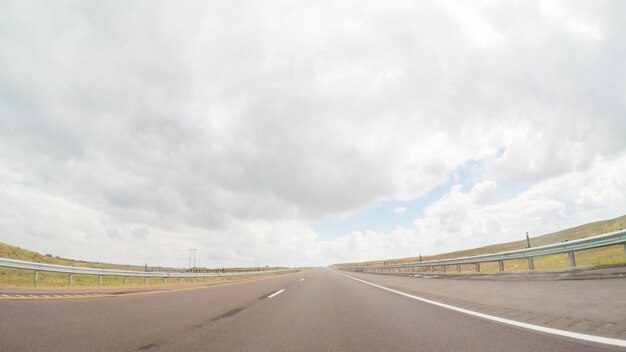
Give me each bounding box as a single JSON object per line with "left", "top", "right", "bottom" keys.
{"left": 189, "top": 248, "right": 197, "bottom": 269}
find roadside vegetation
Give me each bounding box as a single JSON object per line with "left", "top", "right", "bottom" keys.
{"left": 0, "top": 243, "right": 294, "bottom": 288}
{"left": 0, "top": 267, "right": 289, "bottom": 288}
{"left": 335, "top": 215, "right": 626, "bottom": 273}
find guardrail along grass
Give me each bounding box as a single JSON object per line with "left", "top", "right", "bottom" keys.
{"left": 337, "top": 215, "right": 626, "bottom": 272}
{"left": 0, "top": 242, "right": 145, "bottom": 271}
{"left": 0, "top": 242, "right": 148, "bottom": 287}
{"left": 0, "top": 242, "right": 295, "bottom": 287}
{"left": 429, "top": 244, "right": 625, "bottom": 273}
{"left": 0, "top": 267, "right": 286, "bottom": 288}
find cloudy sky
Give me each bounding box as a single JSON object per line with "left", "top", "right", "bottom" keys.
{"left": 1, "top": 1, "right": 625, "bottom": 268}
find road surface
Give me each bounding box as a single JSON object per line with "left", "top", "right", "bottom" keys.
{"left": 1, "top": 268, "right": 624, "bottom": 351}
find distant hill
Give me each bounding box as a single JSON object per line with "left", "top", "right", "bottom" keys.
{"left": 0, "top": 242, "right": 144, "bottom": 271}
{"left": 335, "top": 214, "right": 626, "bottom": 267}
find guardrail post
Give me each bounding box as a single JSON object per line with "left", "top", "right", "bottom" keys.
{"left": 33, "top": 270, "right": 39, "bottom": 285}
{"left": 498, "top": 260, "right": 504, "bottom": 272}
{"left": 144, "top": 277, "right": 148, "bottom": 285}
{"left": 623, "top": 244, "right": 626, "bottom": 256}
{"left": 178, "top": 277, "right": 181, "bottom": 285}
{"left": 163, "top": 277, "right": 166, "bottom": 285}
{"left": 98, "top": 275, "right": 102, "bottom": 285}
{"left": 69, "top": 274, "right": 74, "bottom": 284}
{"left": 123, "top": 277, "right": 128, "bottom": 285}
{"left": 528, "top": 257, "right": 534, "bottom": 270}
{"left": 568, "top": 251, "right": 576, "bottom": 267}
{"left": 442, "top": 265, "right": 446, "bottom": 273}
{"left": 475, "top": 263, "right": 480, "bottom": 272}
{"left": 456, "top": 264, "right": 461, "bottom": 272}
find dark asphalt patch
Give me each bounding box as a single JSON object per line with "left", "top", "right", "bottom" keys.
{"left": 211, "top": 306, "right": 246, "bottom": 321}
{"left": 137, "top": 343, "right": 157, "bottom": 350}
{"left": 137, "top": 343, "right": 157, "bottom": 351}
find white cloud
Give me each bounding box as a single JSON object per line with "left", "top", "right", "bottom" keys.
{"left": 0, "top": 1, "right": 625, "bottom": 266}
{"left": 319, "top": 154, "right": 626, "bottom": 263}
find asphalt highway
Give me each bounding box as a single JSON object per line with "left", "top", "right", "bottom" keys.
{"left": 0, "top": 268, "right": 624, "bottom": 351}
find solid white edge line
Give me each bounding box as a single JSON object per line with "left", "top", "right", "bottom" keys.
{"left": 337, "top": 272, "right": 626, "bottom": 348}
{"left": 268, "top": 289, "right": 285, "bottom": 298}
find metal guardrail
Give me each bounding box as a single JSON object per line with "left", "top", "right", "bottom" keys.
{"left": 343, "top": 229, "right": 626, "bottom": 273}
{"left": 145, "top": 266, "right": 283, "bottom": 273}
{"left": 0, "top": 257, "right": 298, "bottom": 284}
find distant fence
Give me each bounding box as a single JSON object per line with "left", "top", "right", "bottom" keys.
{"left": 341, "top": 229, "right": 626, "bottom": 274}
{"left": 0, "top": 258, "right": 298, "bottom": 285}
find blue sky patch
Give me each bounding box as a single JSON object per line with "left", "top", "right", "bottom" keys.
{"left": 312, "top": 159, "right": 528, "bottom": 240}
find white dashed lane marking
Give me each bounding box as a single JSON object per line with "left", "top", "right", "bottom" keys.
{"left": 268, "top": 289, "right": 285, "bottom": 298}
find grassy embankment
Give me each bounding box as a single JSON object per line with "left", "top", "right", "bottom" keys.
{"left": 335, "top": 215, "right": 626, "bottom": 273}
{"left": 0, "top": 244, "right": 292, "bottom": 288}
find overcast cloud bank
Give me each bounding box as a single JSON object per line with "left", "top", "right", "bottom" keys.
{"left": 1, "top": 1, "right": 625, "bottom": 267}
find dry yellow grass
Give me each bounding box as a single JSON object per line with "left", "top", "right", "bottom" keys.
{"left": 335, "top": 215, "right": 626, "bottom": 272}
{"left": 0, "top": 242, "right": 144, "bottom": 271}
{"left": 0, "top": 242, "right": 296, "bottom": 287}
{"left": 0, "top": 242, "right": 147, "bottom": 287}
